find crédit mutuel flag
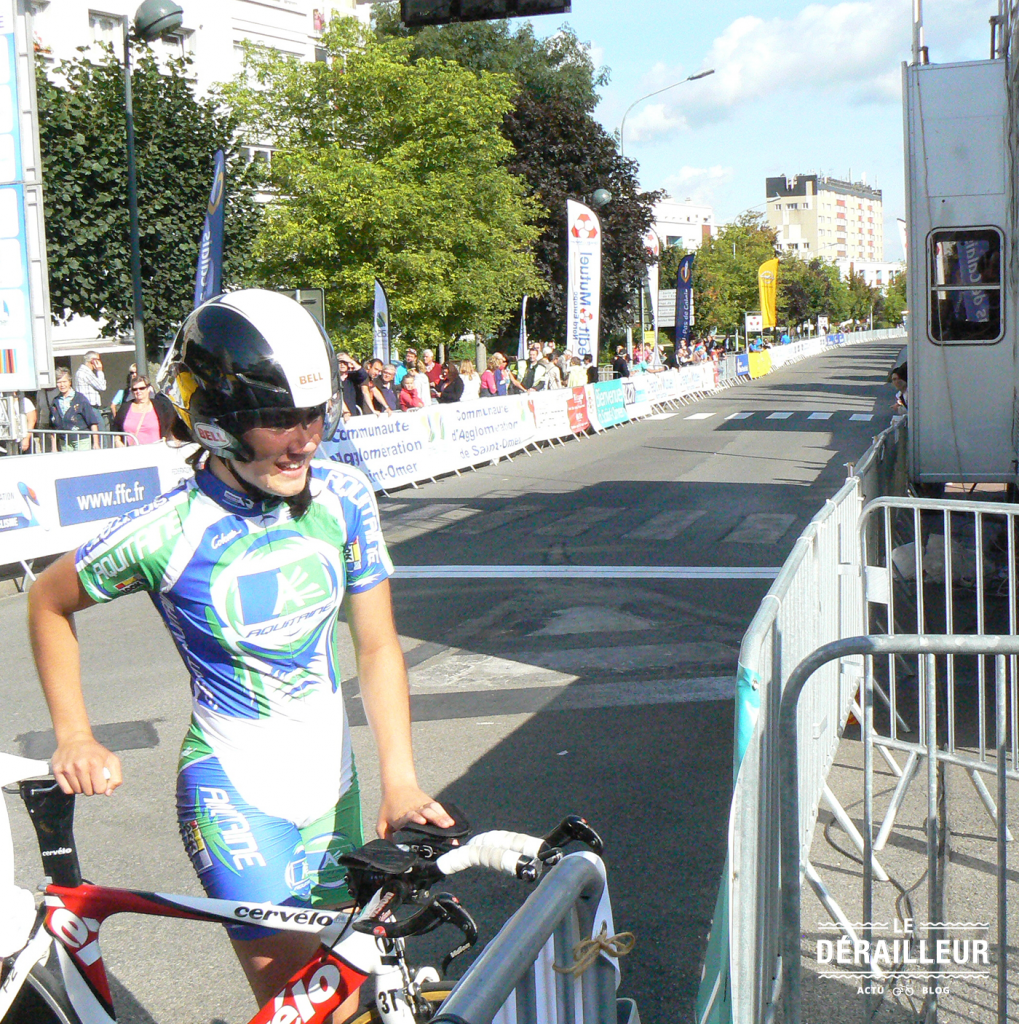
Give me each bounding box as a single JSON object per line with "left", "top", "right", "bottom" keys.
{"left": 373, "top": 279, "right": 391, "bottom": 363}
{"left": 193, "top": 149, "right": 226, "bottom": 308}
{"left": 758, "top": 258, "right": 779, "bottom": 329}
{"left": 643, "top": 229, "right": 660, "bottom": 339}
{"left": 676, "top": 254, "right": 695, "bottom": 343}
{"left": 566, "top": 200, "right": 602, "bottom": 361}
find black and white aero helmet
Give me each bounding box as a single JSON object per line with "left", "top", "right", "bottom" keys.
{"left": 159, "top": 289, "right": 342, "bottom": 462}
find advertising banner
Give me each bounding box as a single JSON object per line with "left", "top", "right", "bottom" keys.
{"left": 566, "top": 200, "right": 602, "bottom": 361}
{"left": 0, "top": 443, "right": 193, "bottom": 566}
{"left": 676, "top": 254, "right": 695, "bottom": 343}
{"left": 626, "top": 376, "right": 654, "bottom": 419}
{"left": 193, "top": 149, "right": 225, "bottom": 307}
{"left": 0, "top": 1, "right": 46, "bottom": 391}
{"left": 748, "top": 351, "right": 773, "bottom": 379}
{"left": 320, "top": 412, "right": 441, "bottom": 490}
{"left": 373, "top": 279, "right": 391, "bottom": 363}
{"left": 590, "top": 379, "right": 628, "bottom": 429}
{"left": 441, "top": 396, "right": 536, "bottom": 463}
{"left": 566, "top": 386, "right": 590, "bottom": 433}
{"left": 643, "top": 229, "right": 660, "bottom": 342}
{"left": 735, "top": 353, "right": 751, "bottom": 376}
{"left": 529, "top": 389, "right": 572, "bottom": 441}
{"left": 518, "top": 295, "right": 528, "bottom": 361}
{"left": 758, "top": 258, "right": 779, "bottom": 329}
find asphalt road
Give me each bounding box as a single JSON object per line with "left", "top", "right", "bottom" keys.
{"left": 2, "top": 341, "right": 902, "bottom": 1024}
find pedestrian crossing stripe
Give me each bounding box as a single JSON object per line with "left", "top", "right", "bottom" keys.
{"left": 808, "top": 412, "right": 832, "bottom": 420}
{"left": 684, "top": 412, "right": 714, "bottom": 420}
{"left": 766, "top": 412, "right": 793, "bottom": 419}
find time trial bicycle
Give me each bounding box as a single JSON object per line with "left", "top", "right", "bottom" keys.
{"left": 0, "top": 753, "right": 604, "bottom": 1024}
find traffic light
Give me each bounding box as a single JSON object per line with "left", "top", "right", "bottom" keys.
{"left": 400, "top": 0, "right": 571, "bottom": 27}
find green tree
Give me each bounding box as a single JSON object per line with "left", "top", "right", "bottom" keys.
{"left": 846, "top": 269, "right": 878, "bottom": 325}
{"left": 881, "top": 269, "right": 908, "bottom": 326}
{"left": 690, "top": 212, "right": 778, "bottom": 336}
{"left": 36, "top": 49, "right": 260, "bottom": 356}
{"left": 777, "top": 256, "right": 850, "bottom": 328}
{"left": 227, "top": 20, "right": 543, "bottom": 351}
{"left": 375, "top": 7, "right": 658, "bottom": 351}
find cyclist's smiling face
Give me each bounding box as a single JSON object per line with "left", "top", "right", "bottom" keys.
{"left": 231, "top": 416, "right": 324, "bottom": 497}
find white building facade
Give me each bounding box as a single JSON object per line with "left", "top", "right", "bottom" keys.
{"left": 833, "top": 258, "right": 904, "bottom": 289}
{"left": 30, "top": 0, "right": 368, "bottom": 96}
{"left": 651, "top": 195, "right": 715, "bottom": 251}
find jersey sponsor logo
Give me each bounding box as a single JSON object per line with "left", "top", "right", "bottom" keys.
{"left": 84, "top": 513, "right": 179, "bottom": 586}
{"left": 302, "top": 830, "right": 354, "bottom": 891}
{"left": 195, "top": 786, "right": 267, "bottom": 871}
{"left": 221, "top": 489, "right": 256, "bottom": 510}
{"left": 113, "top": 575, "right": 144, "bottom": 594}
{"left": 212, "top": 526, "right": 244, "bottom": 549}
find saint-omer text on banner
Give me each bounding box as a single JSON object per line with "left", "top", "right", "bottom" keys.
{"left": 566, "top": 199, "right": 602, "bottom": 362}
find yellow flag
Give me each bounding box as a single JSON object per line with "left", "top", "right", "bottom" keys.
{"left": 758, "top": 258, "right": 779, "bottom": 329}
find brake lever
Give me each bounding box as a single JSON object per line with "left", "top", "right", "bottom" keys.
{"left": 433, "top": 893, "right": 478, "bottom": 974}
{"left": 542, "top": 815, "right": 604, "bottom": 854}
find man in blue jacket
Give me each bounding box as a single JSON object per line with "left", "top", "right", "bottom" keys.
{"left": 49, "top": 368, "right": 101, "bottom": 451}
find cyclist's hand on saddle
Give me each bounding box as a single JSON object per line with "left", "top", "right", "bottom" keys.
{"left": 52, "top": 739, "right": 122, "bottom": 797}
{"left": 376, "top": 784, "right": 454, "bottom": 839}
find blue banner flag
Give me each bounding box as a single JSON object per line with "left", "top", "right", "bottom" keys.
{"left": 676, "top": 254, "right": 695, "bottom": 343}
{"left": 517, "top": 295, "right": 528, "bottom": 361}
{"left": 193, "top": 150, "right": 226, "bottom": 308}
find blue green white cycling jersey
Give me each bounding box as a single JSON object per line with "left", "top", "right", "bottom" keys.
{"left": 75, "top": 461, "right": 393, "bottom": 828}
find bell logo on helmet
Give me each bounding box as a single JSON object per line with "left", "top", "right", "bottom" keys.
{"left": 298, "top": 372, "right": 324, "bottom": 386}
{"left": 195, "top": 423, "right": 232, "bottom": 450}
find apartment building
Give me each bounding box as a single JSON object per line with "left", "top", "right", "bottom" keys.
{"left": 30, "top": 0, "right": 368, "bottom": 99}
{"left": 765, "top": 173, "right": 884, "bottom": 262}
{"left": 651, "top": 195, "right": 716, "bottom": 252}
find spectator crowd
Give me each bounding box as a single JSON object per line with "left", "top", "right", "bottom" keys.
{"left": 1, "top": 337, "right": 723, "bottom": 453}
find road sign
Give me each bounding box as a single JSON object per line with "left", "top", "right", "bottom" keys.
{"left": 745, "top": 313, "right": 764, "bottom": 333}
{"left": 283, "top": 288, "right": 325, "bottom": 327}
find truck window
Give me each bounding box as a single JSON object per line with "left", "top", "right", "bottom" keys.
{"left": 929, "top": 227, "right": 1003, "bottom": 344}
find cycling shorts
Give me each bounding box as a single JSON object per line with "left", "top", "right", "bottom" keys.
{"left": 176, "top": 754, "right": 363, "bottom": 940}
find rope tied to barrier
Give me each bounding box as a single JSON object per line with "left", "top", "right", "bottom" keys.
{"left": 553, "top": 924, "right": 636, "bottom": 978}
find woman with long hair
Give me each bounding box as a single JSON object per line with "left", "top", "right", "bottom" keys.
{"left": 437, "top": 361, "right": 463, "bottom": 403}
{"left": 459, "top": 359, "right": 481, "bottom": 402}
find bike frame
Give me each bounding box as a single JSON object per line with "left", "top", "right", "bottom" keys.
{"left": 5, "top": 880, "right": 408, "bottom": 1024}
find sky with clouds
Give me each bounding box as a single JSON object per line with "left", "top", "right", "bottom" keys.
{"left": 526, "top": 0, "right": 997, "bottom": 260}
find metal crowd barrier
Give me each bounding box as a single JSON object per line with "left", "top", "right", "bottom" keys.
{"left": 696, "top": 419, "right": 907, "bottom": 1024}
{"left": 432, "top": 853, "right": 636, "bottom": 1024}
{"left": 20, "top": 428, "right": 139, "bottom": 453}
{"left": 778, "top": 633, "right": 1019, "bottom": 1024}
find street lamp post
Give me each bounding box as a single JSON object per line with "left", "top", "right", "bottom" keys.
{"left": 122, "top": 0, "right": 184, "bottom": 373}
{"left": 618, "top": 69, "right": 714, "bottom": 159}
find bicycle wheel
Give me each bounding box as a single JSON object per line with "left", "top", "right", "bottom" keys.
{"left": 4, "top": 964, "right": 80, "bottom": 1024}
{"left": 344, "top": 983, "right": 452, "bottom": 1024}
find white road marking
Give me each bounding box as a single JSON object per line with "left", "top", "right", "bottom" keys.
{"left": 850, "top": 413, "right": 873, "bottom": 421}
{"left": 723, "top": 513, "right": 797, "bottom": 545}
{"left": 685, "top": 412, "right": 714, "bottom": 420}
{"left": 535, "top": 507, "right": 618, "bottom": 537}
{"left": 648, "top": 412, "right": 677, "bottom": 420}
{"left": 725, "top": 412, "right": 754, "bottom": 420}
{"left": 392, "top": 564, "right": 780, "bottom": 579}
{"left": 808, "top": 412, "right": 833, "bottom": 420}
{"left": 766, "top": 412, "right": 793, "bottom": 420}
{"left": 624, "top": 509, "right": 707, "bottom": 541}
{"left": 458, "top": 504, "right": 542, "bottom": 534}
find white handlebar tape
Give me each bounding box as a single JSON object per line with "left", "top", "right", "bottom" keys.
{"left": 434, "top": 844, "right": 523, "bottom": 877}
{"left": 467, "top": 830, "right": 545, "bottom": 859}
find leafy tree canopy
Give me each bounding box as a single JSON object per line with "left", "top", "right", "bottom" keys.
{"left": 687, "top": 212, "right": 778, "bottom": 336}
{"left": 227, "top": 20, "right": 544, "bottom": 352}
{"left": 375, "top": 5, "right": 658, "bottom": 353}
{"left": 36, "top": 49, "right": 260, "bottom": 356}
{"left": 881, "top": 269, "right": 907, "bottom": 327}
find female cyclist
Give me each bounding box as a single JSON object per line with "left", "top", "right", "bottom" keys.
{"left": 27, "top": 289, "right": 452, "bottom": 1014}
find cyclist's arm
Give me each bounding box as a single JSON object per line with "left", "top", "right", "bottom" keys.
{"left": 344, "top": 579, "right": 452, "bottom": 838}
{"left": 27, "top": 551, "right": 122, "bottom": 796}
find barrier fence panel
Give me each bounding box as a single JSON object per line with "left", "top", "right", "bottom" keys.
{"left": 777, "top": 634, "right": 1019, "bottom": 1024}
{"left": 696, "top": 420, "right": 908, "bottom": 1024}
{"left": 431, "top": 853, "right": 633, "bottom": 1024}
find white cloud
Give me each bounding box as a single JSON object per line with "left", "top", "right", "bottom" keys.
{"left": 617, "top": 0, "right": 990, "bottom": 146}
{"left": 660, "top": 166, "right": 735, "bottom": 205}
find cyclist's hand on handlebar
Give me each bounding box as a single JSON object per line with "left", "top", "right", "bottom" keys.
{"left": 376, "top": 783, "right": 453, "bottom": 839}
{"left": 52, "top": 738, "right": 122, "bottom": 797}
